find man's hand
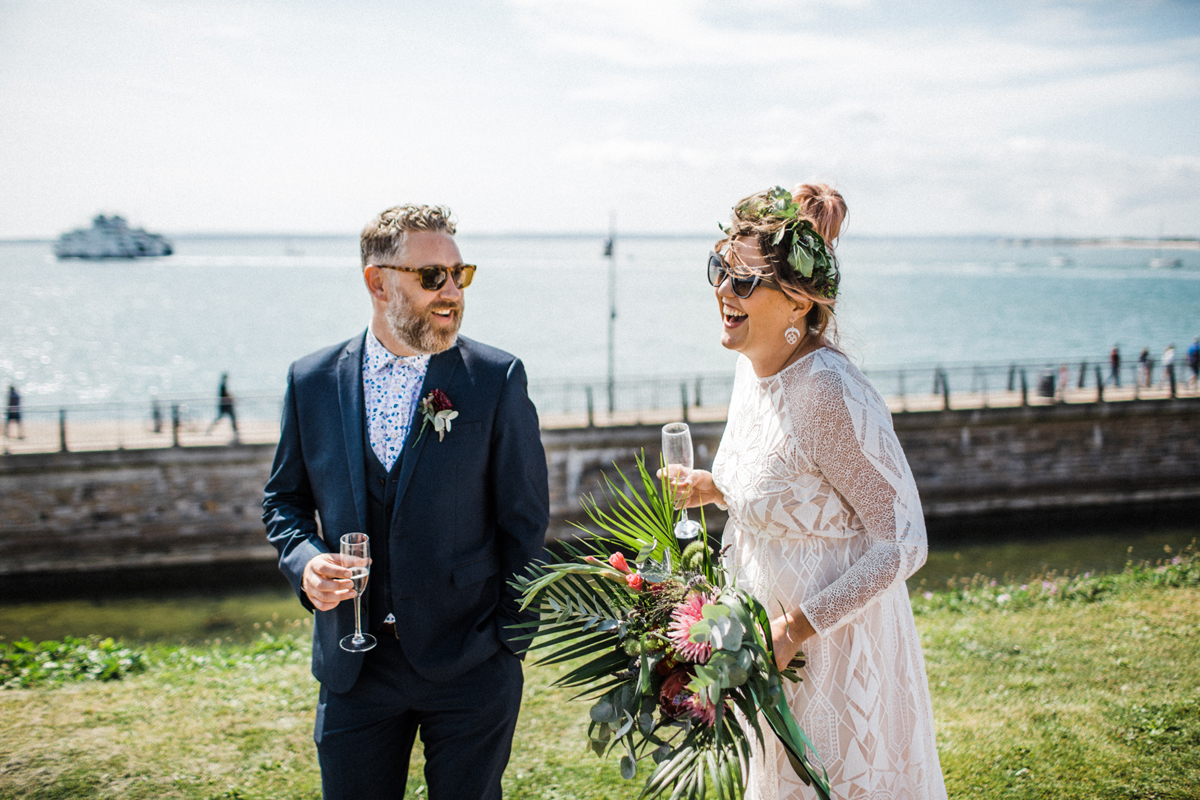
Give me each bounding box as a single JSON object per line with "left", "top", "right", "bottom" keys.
{"left": 302, "top": 553, "right": 355, "bottom": 611}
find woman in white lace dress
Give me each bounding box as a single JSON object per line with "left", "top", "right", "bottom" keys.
{"left": 678, "top": 185, "right": 947, "bottom": 800}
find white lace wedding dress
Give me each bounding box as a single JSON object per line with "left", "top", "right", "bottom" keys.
{"left": 712, "top": 349, "right": 947, "bottom": 800}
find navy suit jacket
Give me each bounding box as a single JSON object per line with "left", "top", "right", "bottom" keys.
{"left": 263, "top": 332, "right": 549, "bottom": 693}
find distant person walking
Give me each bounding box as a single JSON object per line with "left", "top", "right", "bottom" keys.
{"left": 4, "top": 385, "right": 23, "bottom": 440}
{"left": 1138, "top": 347, "right": 1151, "bottom": 388}
{"left": 1188, "top": 337, "right": 1199, "bottom": 389}
{"left": 1163, "top": 343, "right": 1176, "bottom": 388}
{"left": 206, "top": 373, "right": 238, "bottom": 438}
{"left": 1109, "top": 345, "right": 1121, "bottom": 387}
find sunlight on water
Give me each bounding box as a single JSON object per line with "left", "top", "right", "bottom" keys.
{"left": 1, "top": 235, "right": 1197, "bottom": 407}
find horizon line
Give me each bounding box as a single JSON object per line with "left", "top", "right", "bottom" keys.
{"left": 3, "top": 231, "right": 1198, "bottom": 245}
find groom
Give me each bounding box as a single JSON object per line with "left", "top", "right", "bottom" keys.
{"left": 263, "top": 204, "right": 549, "bottom": 799}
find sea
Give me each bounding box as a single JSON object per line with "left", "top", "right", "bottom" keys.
{"left": 1, "top": 234, "right": 1198, "bottom": 410}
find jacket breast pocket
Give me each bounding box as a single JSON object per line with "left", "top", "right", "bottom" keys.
{"left": 452, "top": 550, "right": 500, "bottom": 588}
{"left": 447, "top": 420, "right": 483, "bottom": 439}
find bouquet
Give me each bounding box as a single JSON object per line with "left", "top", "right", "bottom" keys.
{"left": 511, "top": 455, "right": 831, "bottom": 800}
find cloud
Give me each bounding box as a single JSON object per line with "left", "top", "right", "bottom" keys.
{"left": 555, "top": 137, "right": 717, "bottom": 168}
{"left": 566, "top": 76, "right": 663, "bottom": 103}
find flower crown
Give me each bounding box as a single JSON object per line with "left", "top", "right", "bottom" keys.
{"left": 720, "top": 186, "right": 840, "bottom": 299}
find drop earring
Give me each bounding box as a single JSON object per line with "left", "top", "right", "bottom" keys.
{"left": 784, "top": 325, "right": 801, "bottom": 345}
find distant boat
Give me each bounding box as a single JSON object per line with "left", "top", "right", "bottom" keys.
{"left": 55, "top": 215, "right": 173, "bottom": 259}
{"left": 1049, "top": 254, "right": 1074, "bottom": 267}
{"left": 1149, "top": 222, "right": 1182, "bottom": 269}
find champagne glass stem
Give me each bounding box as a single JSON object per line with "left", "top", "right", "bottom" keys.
{"left": 352, "top": 593, "right": 364, "bottom": 642}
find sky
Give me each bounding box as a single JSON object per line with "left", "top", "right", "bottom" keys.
{"left": 1, "top": 0, "right": 1198, "bottom": 238}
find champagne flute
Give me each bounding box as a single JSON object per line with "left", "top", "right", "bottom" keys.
{"left": 338, "top": 532, "right": 376, "bottom": 653}
{"left": 661, "top": 422, "right": 702, "bottom": 541}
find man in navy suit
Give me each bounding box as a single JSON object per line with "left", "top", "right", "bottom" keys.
{"left": 263, "top": 204, "right": 549, "bottom": 799}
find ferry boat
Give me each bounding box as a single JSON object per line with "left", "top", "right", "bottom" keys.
{"left": 55, "top": 215, "right": 173, "bottom": 259}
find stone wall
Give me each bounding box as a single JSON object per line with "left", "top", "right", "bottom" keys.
{"left": 1, "top": 397, "right": 1197, "bottom": 594}
{"left": 0, "top": 446, "right": 278, "bottom": 594}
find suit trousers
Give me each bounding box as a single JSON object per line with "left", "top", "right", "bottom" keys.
{"left": 314, "top": 638, "right": 523, "bottom": 800}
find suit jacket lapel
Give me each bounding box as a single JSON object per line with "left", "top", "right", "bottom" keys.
{"left": 337, "top": 332, "right": 369, "bottom": 533}
{"left": 393, "top": 342, "right": 463, "bottom": 508}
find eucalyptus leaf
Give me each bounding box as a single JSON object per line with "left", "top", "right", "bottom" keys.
{"left": 687, "top": 621, "right": 712, "bottom": 644}
{"left": 590, "top": 698, "right": 617, "bottom": 724}
{"left": 620, "top": 754, "right": 638, "bottom": 780}
{"left": 639, "top": 568, "right": 670, "bottom": 584}
{"left": 725, "top": 664, "right": 749, "bottom": 687}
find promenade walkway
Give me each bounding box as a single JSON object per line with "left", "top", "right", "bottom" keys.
{"left": 3, "top": 379, "right": 1195, "bottom": 456}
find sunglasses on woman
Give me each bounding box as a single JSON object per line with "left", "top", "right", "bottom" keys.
{"left": 707, "top": 252, "right": 767, "bottom": 299}
{"left": 370, "top": 263, "right": 477, "bottom": 292}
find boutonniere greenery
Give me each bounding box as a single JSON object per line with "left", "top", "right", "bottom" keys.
{"left": 416, "top": 389, "right": 458, "bottom": 445}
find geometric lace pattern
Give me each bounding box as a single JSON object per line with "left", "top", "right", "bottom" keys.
{"left": 712, "top": 350, "right": 948, "bottom": 800}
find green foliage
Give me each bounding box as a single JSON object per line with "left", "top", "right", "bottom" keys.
{"left": 1121, "top": 699, "right": 1200, "bottom": 754}
{"left": 728, "top": 186, "right": 839, "bottom": 298}
{"left": 912, "top": 541, "right": 1199, "bottom": 616}
{"left": 513, "top": 454, "right": 829, "bottom": 800}
{"left": 0, "top": 635, "right": 147, "bottom": 689}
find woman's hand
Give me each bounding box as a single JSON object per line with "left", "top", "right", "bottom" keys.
{"left": 655, "top": 467, "right": 725, "bottom": 509}
{"left": 770, "top": 609, "right": 817, "bottom": 672}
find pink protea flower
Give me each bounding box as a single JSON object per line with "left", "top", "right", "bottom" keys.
{"left": 668, "top": 592, "right": 715, "bottom": 664}
{"left": 685, "top": 694, "right": 719, "bottom": 726}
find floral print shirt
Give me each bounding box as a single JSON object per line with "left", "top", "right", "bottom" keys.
{"left": 362, "top": 330, "right": 430, "bottom": 472}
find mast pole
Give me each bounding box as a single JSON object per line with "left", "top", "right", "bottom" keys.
{"left": 606, "top": 210, "right": 617, "bottom": 416}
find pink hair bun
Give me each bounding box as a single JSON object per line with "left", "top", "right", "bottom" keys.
{"left": 791, "top": 184, "right": 847, "bottom": 245}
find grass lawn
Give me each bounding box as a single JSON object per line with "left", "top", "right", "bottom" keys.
{"left": 1, "top": 553, "right": 1197, "bottom": 799}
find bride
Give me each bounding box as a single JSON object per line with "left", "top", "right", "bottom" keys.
{"left": 676, "top": 184, "right": 948, "bottom": 799}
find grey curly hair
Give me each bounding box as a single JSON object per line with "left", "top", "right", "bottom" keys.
{"left": 360, "top": 204, "right": 457, "bottom": 268}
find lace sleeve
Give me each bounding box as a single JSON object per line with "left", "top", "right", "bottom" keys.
{"left": 791, "top": 363, "right": 927, "bottom": 636}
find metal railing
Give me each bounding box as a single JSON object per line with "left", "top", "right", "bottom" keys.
{"left": 3, "top": 355, "right": 1196, "bottom": 454}
{"left": 529, "top": 354, "right": 1198, "bottom": 423}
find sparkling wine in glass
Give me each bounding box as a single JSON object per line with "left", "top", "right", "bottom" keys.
{"left": 661, "top": 422, "right": 702, "bottom": 541}
{"left": 338, "top": 532, "right": 377, "bottom": 653}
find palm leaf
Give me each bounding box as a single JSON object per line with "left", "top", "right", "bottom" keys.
{"left": 555, "top": 649, "right": 631, "bottom": 687}
{"left": 536, "top": 635, "right": 622, "bottom": 666}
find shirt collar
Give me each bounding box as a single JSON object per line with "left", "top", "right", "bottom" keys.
{"left": 364, "top": 329, "right": 429, "bottom": 375}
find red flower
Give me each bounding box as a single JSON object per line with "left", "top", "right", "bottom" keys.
{"left": 658, "top": 668, "right": 692, "bottom": 719}
{"left": 625, "top": 573, "right": 644, "bottom": 592}
{"left": 427, "top": 389, "right": 453, "bottom": 412}
{"left": 608, "top": 552, "right": 631, "bottom": 574}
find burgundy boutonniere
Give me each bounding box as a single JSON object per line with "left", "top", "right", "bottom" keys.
{"left": 415, "top": 389, "right": 458, "bottom": 445}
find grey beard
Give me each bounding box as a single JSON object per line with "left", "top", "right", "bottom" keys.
{"left": 385, "top": 292, "right": 461, "bottom": 355}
